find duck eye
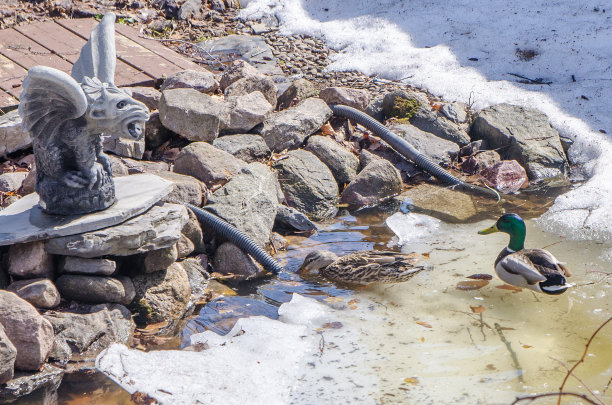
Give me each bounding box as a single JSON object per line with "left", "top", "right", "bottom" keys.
{"left": 116, "top": 101, "right": 127, "bottom": 109}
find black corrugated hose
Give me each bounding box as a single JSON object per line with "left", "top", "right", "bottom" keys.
{"left": 331, "top": 104, "right": 500, "bottom": 200}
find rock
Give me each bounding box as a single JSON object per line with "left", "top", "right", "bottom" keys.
{"left": 225, "top": 75, "right": 278, "bottom": 107}
{"left": 177, "top": 0, "right": 203, "bottom": 19}
{"left": 213, "top": 134, "right": 271, "bottom": 163}
{"left": 0, "top": 364, "right": 63, "bottom": 403}
{"left": 471, "top": 104, "right": 568, "bottom": 180}
{"left": 0, "top": 109, "right": 31, "bottom": 156}
{"left": 219, "top": 60, "right": 260, "bottom": 90}
{"left": 210, "top": 0, "right": 225, "bottom": 12}
{"left": 257, "top": 98, "right": 333, "bottom": 152}
{"left": 103, "top": 134, "right": 145, "bottom": 159}
{"left": 0, "top": 291, "right": 54, "bottom": 371}
{"left": 481, "top": 160, "right": 529, "bottom": 194}
{"left": 108, "top": 155, "right": 129, "bottom": 177}
{"left": 0, "top": 265, "right": 8, "bottom": 290}
{"left": 410, "top": 107, "right": 471, "bottom": 146}
{"left": 224, "top": 91, "right": 274, "bottom": 133}
{"left": 159, "top": 88, "right": 228, "bottom": 142}
{"left": 399, "top": 184, "right": 477, "bottom": 222}
{"left": 273, "top": 150, "right": 338, "bottom": 220}
{"left": 19, "top": 168, "right": 37, "bottom": 194}
{"left": 389, "top": 123, "right": 460, "bottom": 165}
{"left": 341, "top": 159, "right": 402, "bottom": 206}
{"left": 274, "top": 205, "right": 318, "bottom": 232}
{"left": 46, "top": 203, "right": 189, "bottom": 258}
{"left": 56, "top": 275, "right": 135, "bottom": 305}
{"left": 382, "top": 90, "right": 429, "bottom": 119}
{"left": 459, "top": 140, "right": 487, "bottom": 157}
{"left": 125, "top": 86, "right": 162, "bottom": 110}
{"left": 461, "top": 150, "right": 501, "bottom": 174}
{"left": 305, "top": 135, "right": 359, "bottom": 184}
{"left": 277, "top": 78, "right": 318, "bottom": 110}
{"left": 44, "top": 303, "right": 135, "bottom": 364}
{"left": 182, "top": 208, "right": 205, "bottom": 253}
{"left": 60, "top": 257, "right": 117, "bottom": 276}
{"left": 181, "top": 256, "right": 210, "bottom": 303}
{"left": 206, "top": 163, "right": 280, "bottom": 247}
{"left": 177, "top": 234, "right": 195, "bottom": 258}
{"left": 0, "top": 172, "right": 28, "bottom": 192}
{"left": 0, "top": 324, "right": 16, "bottom": 384}
{"left": 160, "top": 70, "right": 219, "bottom": 94}
{"left": 213, "top": 242, "right": 265, "bottom": 281}
{"left": 121, "top": 157, "right": 170, "bottom": 174}
{"left": 174, "top": 142, "right": 247, "bottom": 188}
{"left": 366, "top": 96, "right": 385, "bottom": 122}
{"left": 157, "top": 171, "right": 207, "bottom": 206}
{"left": 7, "top": 279, "right": 61, "bottom": 309}
{"left": 8, "top": 241, "right": 55, "bottom": 279}
{"left": 143, "top": 245, "right": 178, "bottom": 273}
{"left": 319, "top": 87, "right": 370, "bottom": 111}
{"left": 270, "top": 232, "right": 288, "bottom": 253}
{"left": 131, "top": 262, "right": 191, "bottom": 324}
{"left": 441, "top": 102, "right": 469, "bottom": 124}
{"left": 224, "top": 0, "right": 240, "bottom": 8}
{"left": 358, "top": 149, "right": 384, "bottom": 169}
{"left": 144, "top": 111, "right": 172, "bottom": 149}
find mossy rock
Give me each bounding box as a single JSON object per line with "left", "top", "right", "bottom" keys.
{"left": 390, "top": 97, "right": 421, "bottom": 122}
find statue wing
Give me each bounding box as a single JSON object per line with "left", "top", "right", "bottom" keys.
{"left": 71, "top": 12, "right": 117, "bottom": 84}
{"left": 18, "top": 66, "right": 87, "bottom": 146}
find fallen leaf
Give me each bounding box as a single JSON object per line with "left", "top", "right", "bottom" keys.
{"left": 466, "top": 273, "right": 493, "bottom": 280}
{"left": 520, "top": 341, "right": 533, "bottom": 349}
{"left": 496, "top": 284, "right": 523, "bottom": 292}
{"left": 486, "top": 364, "right": 497, "bottom": 370}
{"left": 431, "top": 103, "right": 442, "bottom": 111}
{"left": 420, "top": 337, "right": 425, "bottom": 342}
{"left": 416, "top": 321, "right": 432, "bottom": 328}
{"left": 324, "top": 296, "right": 344, "bottom": 304}
{"left": 347, "top": 299, "right": 360, "bottom": 306}
{"left": 320, "top": 122, "right": 336, "bottom": 136}
{"left": 456, "top": 280, "right": 489, "bottom": 290}
{"left": 322, "top": 321, "right": 343, "bottom": 329}
{"left": 470, "top": 305, "right": 486, "bottom": 314}
{"left": 404, "top": 377, "right": 419, "bottom": 385}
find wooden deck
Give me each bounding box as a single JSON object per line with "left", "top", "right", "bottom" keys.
{"left": 0, "top": 18, "right": 204, "bottom": 109}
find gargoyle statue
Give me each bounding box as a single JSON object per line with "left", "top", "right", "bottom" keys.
{"left": 18, "top": 13, "right": 149, "bottom": 215}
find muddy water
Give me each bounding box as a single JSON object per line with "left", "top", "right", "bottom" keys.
{"left": 15, "top": 189, "right": 612, "bottom": 404}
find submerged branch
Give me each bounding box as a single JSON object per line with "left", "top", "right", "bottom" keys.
{"left": 494, "top": 322, "right": 524, "bottom": 383}
{"left": 511, "top": 392, "right": 599, "bottom": 405}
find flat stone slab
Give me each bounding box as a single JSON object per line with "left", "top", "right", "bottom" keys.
{"left": 0, "top": 174, "right": 172, "bottom": 246}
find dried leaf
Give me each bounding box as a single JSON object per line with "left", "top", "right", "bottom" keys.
{"left": 420, "top": 337, "right": 425, "bottom": 342}
{"left": 486, "top": 364, "right": 497, "bottom": 370}
{"left": 347, "top": 299, "right": 360, "bottom": 306}
{"left": 470, "top": 305, "right": 486, "bottom": 314}
{"left": 320, "top": 122, "right": 336, "bottom": 136}
{"left": 324, "top": 296, "right": 344, "bottom": 304}
{"left": 322, "top": 321, "right": 343, "bottom": 329}
{"left": 522, "top": 344, "right": 532, "bottom": 349}
{"left": 416, "top": 321, "right": 432, "bottom": 328}
{"left": 466, "top": 273, "right": 493, "bottom": 280}
{"left": 404, "top": 377, "right": 419, "bottom": 385}
{"left": 496, "top": 284, "right": 523, "bottom": 292}
{"left": 431, "top": 103, "right": 443, "bottom": 111}
{"left": 456, "top": 280, "right": 489, "bottom": 290}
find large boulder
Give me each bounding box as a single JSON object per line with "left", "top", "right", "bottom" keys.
{"left": 179, "top": 257, "right": 210, "bottom": 304}
{"left": 225, "top": 75, "right": 278, "bottom": 107}
{"left": 319, "top": 87, "right": 370, "bottom": 111}
{"left": 223, "top": 91, "right": 274, "bottom": 133}
{"left": 8, "top": 241, "right": 55, "bottom": 279}
{"left": 0, "top": 291, "right": 54, "bottom": 371}
{"left": 399, "top": 184, "right": 477, "bottom": 222}
{"left": 257, "top": 98, "right": 332, "bottom": 152}
{"left": 471, "top": 104, "right": 568, "bottom": 180}
{"left": 219, "top": 60, "right": 260, "bottom": 90}
{"left": 277, "top": 78, "right": 318, "bottom": 110}
{"left": 410, "top": 108, "right": 471, "bottom": 146}
{"left": 206, "top": 163, "right": 280, "bottom": 247}
{"left": 7, "top": 278, "right": 61, "bottom": 309}
{"left": 389, "top": 123, "right": 460, "bottom": 166}
{"left": 0, "top": 172, "right": 28, "bottom": 193}
{"left": 212, "top": 134, "right": 271, "bottom": 163}
{"left": 157, "top": 171, "right": 207, "bottom": 206}
{"left": 159, "top": 88, "right": 228, "bottom": 142}
{"left": 0, "top": 110, "right": 31, "bottom": 156}
{"left": 173, "top": 142, "right": 247, "bottom": 188}
{"left": 305, "top": 135, "right": 359, "bottom": 184}
{"left": 56, "top": 275, "right": 135, "bottom": 305}
{"left": 44, "top": 303, "right": 135, "bottom": 363}
{"left": 0, "top": 364, "right": 63, "bottom": 402}
{"left": 341, "top": 159, "right": 402, "bottom": 206}
{"left": 212, "top": 242, "right": 265, "bottom": 281}
{"left": 0, "top": 324, "right": 16, "bottom": 384}
{"left": 160, "top": 70, "right": 219, "bottom": 94}
{"left": 60, "top": 257, "right": 117, "bottom": 276}
{"left": 144, "top": 111, "right": 172, "bottom": 149}
{"left": 46, "top": 204, "right": 189, "bottom": 257}
{"left": 273, "top": 150, "right": 338, "bottom": 220}
{"left": 274, "top": 205, "right": 318, "bottom": 233}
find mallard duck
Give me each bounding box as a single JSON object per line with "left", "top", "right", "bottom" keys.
{"left": 300, "top": 250, "right": 430, "bottom": 285}
{"left": 478, "top": 213, "right": 572, "bottom": 295}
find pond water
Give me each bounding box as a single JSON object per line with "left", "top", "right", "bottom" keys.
{"left": 14, "top": 188, "right": 612, "bottom": 404}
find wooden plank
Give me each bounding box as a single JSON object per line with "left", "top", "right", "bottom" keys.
{"left": 0, "top": 54, "right": 27, "bottom": 99}
{"left": 0, "top": 90, "right": 18, "bottom": 109}
{"left": 0, "top": 28, "right": 73, "bottom": 72}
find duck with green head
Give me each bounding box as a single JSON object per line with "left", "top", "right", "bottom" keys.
{"left": 478, "top": 213, "right": 572, "bottom": 295}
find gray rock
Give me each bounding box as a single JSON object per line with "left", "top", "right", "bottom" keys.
{"left": 358, "top": 149, "right": 384, "bottom": 169}
{"left": 7, "top": 279, "right": 61, "bottom": 309}
{"left": 182, "top": 208, "right": 205, "bottom": 253}
{"left": 441, "top": 102, "right": 469, "bottom": 124}
{"left": 0, "top": 173, "right": 173, "bottom": 247}
{"left": 471, "top": 104, "right": 568, "bottom": 180}
{"left": 219, "top": 60, "right": 260, "bottom": 90}
{"left": 125, "top": 86, "right": 162, "bottom": 110}
{"left": 399, "top": 184, "right": 477, "bottom": 222}
{"left": 173, "top": 142, "right": 247, "bottom": 188}
{"left": 366, "top": 96, "right": 385, "bottom": 122}
{"left": 382, "top": 90, "right": 429, "bottom": 119}
{"left": 177, "top": 234, "right": 195, "bottom": 258}
{"left": 225, "top": 75, "right": 278, "bottom": 107}
{"left": 0, "top": 109, "right": 31, "bottom": 156}
{"left": 178, "top": 0, "right": 203, "bottom": 19}
{"left": 213, "top": 134, "right": 271, "bottom": 163}
{"left": 180, "top": 256, "right": 210, "bottom": 303}
{"left": 108, "top": 155, "right": 129, "bottom": 177}
{"left": 157, "top": 171, "right": 207, "bottom": 206}
{"left": 461, "top": 150, "right": 501, "bottom": 174}
{"left": 257, "top": 98, "right": 333, "bottom": 152}
{"left": 56, "top": 275, "right": 135, "bottom": 305}
{"left": 60, "top": 256, "right": 117, "bottom": 276}
{"left": 224, "top": 91, "right": 274, "bottom": 133}
{"left": 210, "top": 0, "right": 225, "bottom": 12}
{"left": 144, "top": 111, "right": 172, "bottom": 149}
{"left": 341, "top": 159, "right": 402, "bottom": 206}
{"left": 389, "top": 123, "right": 460, "bottom": 165}
{"left": 159, "top": 88, "right": 228, "bottom": 142}
{"left": 0, "top": 291, "right": 54, "bottom": 371}
{"left": 0, "top": 324, "right": 16, "bottom": 384}
{"left": 131, "top": 262, "right": 191, "bottom": 323}
{"left": 273, "top": 150, "right": 338, "bottom": 220}
{"left": 44, "top": 303, "right": 134, "bottom": 364}
{"left": 121, "top": 157, "right": 170, "bottom": 174}
{"left": 0, "top": 172, "right": 28, "bottom": 192}
{"left": 103, "top": 134, "right": 145, "bottom": 159}
{"left": 19, "top": 168, "right": 37, "bottom": 194}
{"left": 0, "top": 364, "right": 63, "bottom": 403}
{"left": 277, "top": 78, "right": 318, "bottom": 110}
{"left": 410, "top": 107, "right": 471, "bottom": 146}
{"left": 213, "top": 242, "right": 265, "bottom": 281}
{"left": 206, "top": 163, "right": 280, "bottom": 247}
{"left": 160, "top": 70, "right": 219, "bottom": 94}
{"left": 8, "top": 241, "right": 55, "bottom": 279}
{"left": 47, "top": 203, "right": 188, "bottom": 258}
{"left": 224, "top": 0, "right": 240, "bottom": 8}
{"left": 305, "top": 135, "right": 359, "bottom": 184}
{"left": 143, "top": 245, "right": 178, "bottom": 273}
{"left": 319, "top": 87, "right": 370, "bottom": 111}
{"left": 274, "top": 205, "right": 318, "bottom": 232}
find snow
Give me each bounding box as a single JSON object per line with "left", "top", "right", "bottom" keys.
{"left": 240, "top": 0, "right": 612, "bottom": 242}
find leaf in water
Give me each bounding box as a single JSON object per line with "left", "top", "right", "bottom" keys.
{"left": 416, "top": 321, "right": 432, "bottom": 328}
{"left": 321, "top": 122, "right": 336, "bottom": 136}
{"left": 324, "top": 296, "right": 344, "bottom": 304}
{"left": 520, "top": 341, "right": 533, "bottom": 349}
{"left": 456, "top": 280, "right": 489, "bottom": 290}
{"left": 470, "top": 305, "right": 486, "bottom": 314}
{"left": 496, "top": 284, "right": 523, "bottom": 292}
{"left": 347, "top": 299, "right": 360, "bottom": 306}
{"left": 322, "top": 321, "right": 343, "bottom": 329}
{"left": 486, "top": 364, "right": 497, "bottom": 370}
{"left": 466, "top": 273, "right": 493, "bottom": 280}
{"left": 404, "top": 377, "right": 419, "bottom": 385}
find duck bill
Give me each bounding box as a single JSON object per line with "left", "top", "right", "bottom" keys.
{"left": 478, "top": 224, "right": 499, "bottom": 235}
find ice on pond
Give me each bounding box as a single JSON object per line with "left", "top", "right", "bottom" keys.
{"left": 385, "top": 212, "right": 441, "bottom": 249}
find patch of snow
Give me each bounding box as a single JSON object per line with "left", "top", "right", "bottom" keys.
{"left": 385, "top": 212, "right": 441, "bottom": 248}
{"left": 240, "top": 0, "right": 612, "bottom": 242}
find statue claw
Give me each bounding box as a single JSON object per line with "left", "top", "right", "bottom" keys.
{"left": 64, "top": 171, "right": 90, "bottom": 188}
{"left": 88, "top": 163, "right": 104, "bottom": 190}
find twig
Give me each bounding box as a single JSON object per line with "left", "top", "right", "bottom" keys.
{"left": 511, "top": 392, "right": 599, "bottom": 405}
{"left": 548, "top": 356, "right": 605, "bottom": 404}
{"left": 508, "top": 73, "right": 552, "bottom": 85}
{"left": 557, "top": 316, "right": 612, "bottom": 404}
{"left": 495, "top": 322, "right": 524, "bottom": 382}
